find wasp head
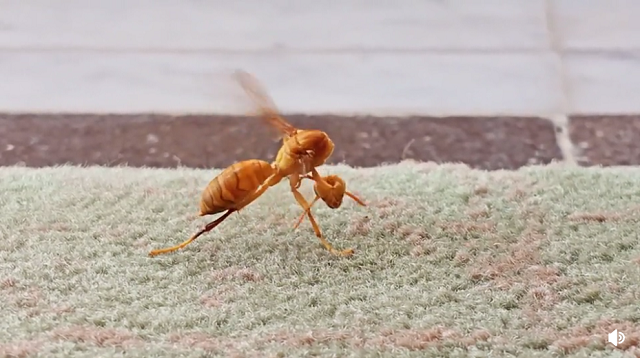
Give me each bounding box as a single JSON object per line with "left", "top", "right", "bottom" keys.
{"left": 314, "top": 174, "right": 345, "bottom": 209}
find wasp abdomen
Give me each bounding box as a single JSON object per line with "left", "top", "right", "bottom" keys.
{"left": 198, "top": 160, "right": 274, "bottom": 216}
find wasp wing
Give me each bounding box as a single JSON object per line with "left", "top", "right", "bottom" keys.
{"left": 232, "top": 69, "right": 298, "bottom": 138}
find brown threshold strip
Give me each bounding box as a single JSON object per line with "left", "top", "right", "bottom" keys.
{"left": 568, "top": 115, "right": 640, "bottom": 167}
{"left": 0, "top": 112, "right": 623, "bottom": 171}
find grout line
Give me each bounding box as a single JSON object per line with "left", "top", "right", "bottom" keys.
{"left": 544, "top": 0, "right": 578, "bottom": 166}
{"left": 548, "top": 114, "right": 579, "bottom": 165}
{"left": 0, "top": 109, "right": 590, "bottom": 117}
{"left": 2, "top": 46, "right": 640, "bottom": 55}
{"left": 0, "top": 46, "right": 594, "bottom": 55}
{"left": 0, "top": 109, "right": 635, "bottom": 117}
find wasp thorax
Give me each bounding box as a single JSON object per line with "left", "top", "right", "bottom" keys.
{"left": 297, "top": 130, "right": 334, "bottom": 162}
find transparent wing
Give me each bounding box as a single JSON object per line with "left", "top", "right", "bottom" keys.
{"left": 232, "top": 69, "right": 298, "bottom": 138}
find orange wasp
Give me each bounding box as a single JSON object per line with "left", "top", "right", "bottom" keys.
{"left": 147, "top": 159, "right": 361, "bottom": 257}
{"left": 148, "top": 70, "right": 363, "bottom": 257}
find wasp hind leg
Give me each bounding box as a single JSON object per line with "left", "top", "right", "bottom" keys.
{"left": 148, "top": 209, "right": 236, "bottom": 257}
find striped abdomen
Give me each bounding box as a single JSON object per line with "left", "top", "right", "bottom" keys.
{"left": 199, "top": 159, "right": 275, "bottom": 216}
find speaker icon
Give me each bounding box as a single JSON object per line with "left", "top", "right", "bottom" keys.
{"left": 608, "top": 329, "right": 625, "bottom": 347}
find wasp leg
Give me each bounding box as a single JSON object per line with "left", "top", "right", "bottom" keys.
{"left": 293, "top": 173, "right": 311, "bottom": 189}
{"left": 294, "top": 190, "right": 365, "bottom": 230}
{"left": 304, "top": 205, "right": 354, "bottom": 257}
{"left": 148, "top": 209, "right": 236, "bottom": 257}
{"left": 293, "top": 195, "right": 320, "bottom": 229}
{"left": 288, "top": 173, "right": 313, "bottom": 213}
{"left": 235, "top": 172, "right": 284, "bottom": 212}
{"left": 345, "top": 191, "right": 367, "bottom": 207}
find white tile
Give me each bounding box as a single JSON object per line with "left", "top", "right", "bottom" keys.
{"left": 552, "top": 0, "right": 640, "bottom": 50}
{"left": 0, "top": 52, "right": 563, "bottom": 115}
{"left": 0, "top": 0, "right": 548, "bottom": 50}
{"left": 564, "top": 53, "right": 640, "bottom": 114}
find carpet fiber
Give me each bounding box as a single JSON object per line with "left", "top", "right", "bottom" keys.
{"left": 1, "top": 161, "right": 639, "bottom": 357}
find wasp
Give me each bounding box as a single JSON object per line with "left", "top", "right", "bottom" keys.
{"left": 148, "top": 70, "right": 363, "bottom": 257}
{"left": 291, "top": 170, "right": 367, "bottom": 256}
{"left": 147, "top": 160, "right": 358, "bottom": 257}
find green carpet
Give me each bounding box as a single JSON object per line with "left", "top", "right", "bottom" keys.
{"left": 1, "top": 161, "right": 639, "bottom": 357}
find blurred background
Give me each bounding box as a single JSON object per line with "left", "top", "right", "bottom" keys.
{"left": 1, "top": 0, "right": 638, "bottom": 170}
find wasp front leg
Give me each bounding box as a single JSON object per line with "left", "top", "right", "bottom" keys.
{"left": 288, "top": 173, "right": 312, "bottom": 212}
{"left": 293, "top": 173, "right": 314, "bottom": 190}
{"left": 293, "top": 195, "right": 320, "bottom": 229}
{"left": 302, "top": 204, "right": 354, "bottom": 257}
